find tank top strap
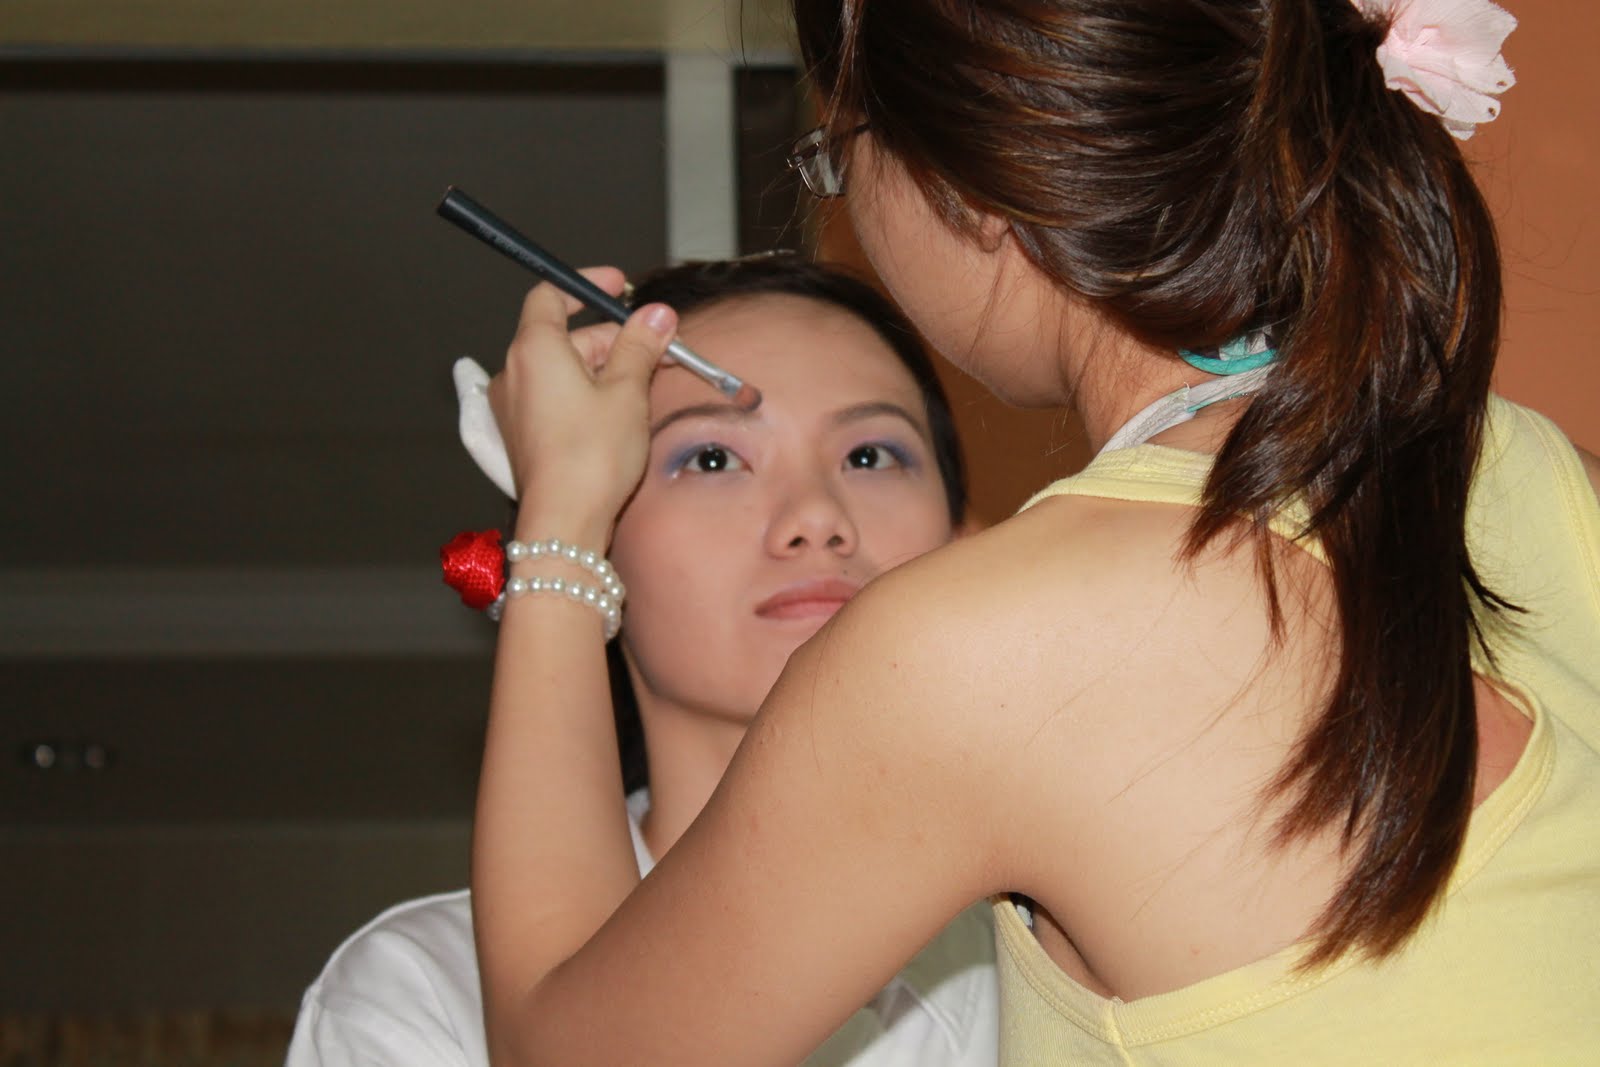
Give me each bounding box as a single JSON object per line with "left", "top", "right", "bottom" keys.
{"left": 1020, "top": 444, "right": 1325, "bottom": 564}
{"left": 1022, "top": 444, "right": 1211, "bottom": 511}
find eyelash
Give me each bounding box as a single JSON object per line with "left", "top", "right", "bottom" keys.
{"left": 666, "top": 439, "right": 918, "bottom": 477}
{"left": 666, "top": 443, "right": 746, "bottom": 476}
{"left": 845, "top": 441, "right": 916, "bottom": 471}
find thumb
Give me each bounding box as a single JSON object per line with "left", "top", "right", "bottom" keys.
{"left": 600, "top": 302, "right": 677, "bottom": 386}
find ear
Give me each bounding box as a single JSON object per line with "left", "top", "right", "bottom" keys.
{"left": 973, "top": 210, "right": 1011, "bottom": 255}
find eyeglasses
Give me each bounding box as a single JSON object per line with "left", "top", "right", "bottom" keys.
{"left": 787, "top": 123, "right": 870, "bottom": 199}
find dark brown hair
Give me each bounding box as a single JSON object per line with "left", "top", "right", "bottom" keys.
{"left": 795, "top": 0, "right": 1510, "bottom": 966}
{"left": 607, "top": 253, "right": 969, "bottom": 794}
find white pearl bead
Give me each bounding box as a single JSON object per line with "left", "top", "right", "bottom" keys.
{"left": 481, "top": 536, "right": 626, "bottom": 642}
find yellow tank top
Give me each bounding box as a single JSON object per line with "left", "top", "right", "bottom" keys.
{"left": 995, "top": 395, "right": 1600, "bottom": 1064}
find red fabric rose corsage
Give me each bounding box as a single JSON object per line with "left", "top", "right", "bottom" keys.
{"left": 440, "top": 529, "right": 506, "bottom": 611}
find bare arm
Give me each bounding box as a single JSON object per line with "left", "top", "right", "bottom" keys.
{"left": 476, "top": 557, "right": 1006, "bottom": 1066}
{"left": 470, "top": 270, "right": 674, "bottom": 1061}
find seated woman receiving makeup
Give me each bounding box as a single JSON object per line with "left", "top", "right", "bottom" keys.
{"left": 287, "top": 254, "right": 999, "bottom": 1067}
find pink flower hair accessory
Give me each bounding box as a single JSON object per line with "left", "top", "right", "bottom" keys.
{"left": 1352, "top": 0, "right": 1517, "bottom": 139}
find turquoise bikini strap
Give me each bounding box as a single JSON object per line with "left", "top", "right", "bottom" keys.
{"left": 1178, "top": 334, "right": 1277, "bottom": 375}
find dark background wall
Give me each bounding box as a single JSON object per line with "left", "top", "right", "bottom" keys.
{"left": 0, "top": 56, "right": 798, "bottom": 1017}
{"left": 0, "top": 0, "right": 1046, "bottom": 1049}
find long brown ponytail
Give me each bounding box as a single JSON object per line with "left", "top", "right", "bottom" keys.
{"left": 794, "top": 0, "right": 1512, "bottom": 966}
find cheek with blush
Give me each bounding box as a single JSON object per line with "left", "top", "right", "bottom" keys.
{"left": 606, "top": 501, "right": 783, "bottom": 720}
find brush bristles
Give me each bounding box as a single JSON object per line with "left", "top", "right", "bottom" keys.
{"left": 729, "top": 383, "right": 762, "bottom": 411}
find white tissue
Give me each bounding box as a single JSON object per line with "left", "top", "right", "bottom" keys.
{"left": 452, "top": 356, "right": 517, "bottom": 499}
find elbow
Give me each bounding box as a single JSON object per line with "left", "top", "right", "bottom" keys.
{"left": 486, "top": 1034, "right": 545, "bottom": 1067}
{"left": 483, "top": 969, "right": 582, "bottom": 1067}
{"left": 486, "top": 1019, "right": 561, "bottom": 1067}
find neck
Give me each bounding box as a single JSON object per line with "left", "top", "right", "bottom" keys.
{"left": 1059, "top": 318, "right": 1233, "bottom": 453}
{"left": 634, "top": 698, "right": 750, "bottom": 862}
{"left": 987, "top": 240, "right": 1225, "bottom": 451}
{"left": 1043, "top": 303, "right": 1267, "bottom": 454}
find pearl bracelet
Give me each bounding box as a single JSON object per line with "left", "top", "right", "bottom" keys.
{"left": 495, "top": 574, "right": 622, "bottom": 639}
{"left": 488, "top": 538, "right": 625, "bottom": 639}
{"left": 505, "top": 539, "right": 625, "bottom": 593}
{"left": 439, "top": 530, "right": 625, "bottom": 639}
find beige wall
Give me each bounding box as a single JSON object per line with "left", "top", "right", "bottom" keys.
{"left": 1470, "top": 0, "right": 1599, "bottom": 452}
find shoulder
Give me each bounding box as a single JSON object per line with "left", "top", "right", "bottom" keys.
{"left": 1484, "top": 394, "right": 1592, "bottom": 478}
{"left": 315, "top": 889, "right": 476, "bottom": 986}
{"left": 288, "top": 890, "right": 484, "bottom": 1067}
{"left": 827, "top": 486, "right": 1248, "bottom": 705}
{"left": 768, "top": 487, "right": 1280, "bottom": 865}
{"left": 1478, "top": 395, "right": 1600, "bottom": 522}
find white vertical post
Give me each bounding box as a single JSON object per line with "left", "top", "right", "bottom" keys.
{"left": 665, "top": 51, "right": 738, "bottom": 263}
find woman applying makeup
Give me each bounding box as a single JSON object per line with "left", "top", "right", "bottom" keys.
{"left": 287, "top": 255, "right": 997, "bottom": 1067}
{"left": 469, "top": 1, "right": 1600, "bottom": 1063}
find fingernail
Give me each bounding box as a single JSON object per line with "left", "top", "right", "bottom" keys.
{"left": 643, "top": 304, "right": 675, "bottom": 335}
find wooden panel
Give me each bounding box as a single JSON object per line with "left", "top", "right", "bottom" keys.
{"left": 0, "top": 0, "right": 794, "bottom": 54}
{"left": 1468, "top": 0, "right": 1600, "bottom": 451}
{"left": 0, "top": 821, "right": 470, "bottom": 1011}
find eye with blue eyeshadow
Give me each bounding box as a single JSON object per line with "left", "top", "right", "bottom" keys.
{"left": 666, "top": 443, "right": 748, "bottom": 476}
{"left": 845, "top": 441, "right": 916, "bottom": 472}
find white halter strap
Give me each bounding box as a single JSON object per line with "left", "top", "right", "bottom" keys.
{"left": 1098, "top": 364, "right": 1275, "bottom": 455}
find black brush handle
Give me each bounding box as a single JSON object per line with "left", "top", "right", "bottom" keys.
{"left": 436, "top": 186, "right": 631, "bottom": 327}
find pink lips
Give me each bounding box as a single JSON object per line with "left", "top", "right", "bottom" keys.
{"left": 754, "top": 578, "right": 861, "bottom": 621}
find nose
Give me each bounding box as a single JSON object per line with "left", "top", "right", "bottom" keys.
{"left": 764, "top": 476, "right": 859, "bottom": 558}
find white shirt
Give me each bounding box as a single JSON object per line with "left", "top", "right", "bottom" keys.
{"left": 287, "top": 790, "right": 998, "bottom": 1067}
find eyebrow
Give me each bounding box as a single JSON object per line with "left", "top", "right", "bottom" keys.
{"left": 649, "top": 399, "right": 929, "bottom": 440}
{"left": 649, "top": 402, "right": 754, "bottom": 437}
{"left": 829, "top": 401, "right": 926, "bottom": 437}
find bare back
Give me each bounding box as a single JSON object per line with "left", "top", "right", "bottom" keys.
{"left": 974, "top": 484, "right": 1535, "bottom": 1002}
{"left": 980, "top": 492, "right": 1349, "bottom": 1000}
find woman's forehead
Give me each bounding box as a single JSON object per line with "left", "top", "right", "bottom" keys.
{"left": 652, "top": 293, "right": 923, "bottom": 409}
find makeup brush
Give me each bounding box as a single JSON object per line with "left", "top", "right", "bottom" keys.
{"left": 437, "top": 186, "right": 761, "bottom": 411}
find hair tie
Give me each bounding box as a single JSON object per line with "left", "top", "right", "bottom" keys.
{"left": 440, "top": 529, "right": 507, "bottom": 611}
{"left": 440, "top": 530, "right": 625, "bottom": 637}
{"left": 1351, "top": 0, "right": 1517, "bottom": 140}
